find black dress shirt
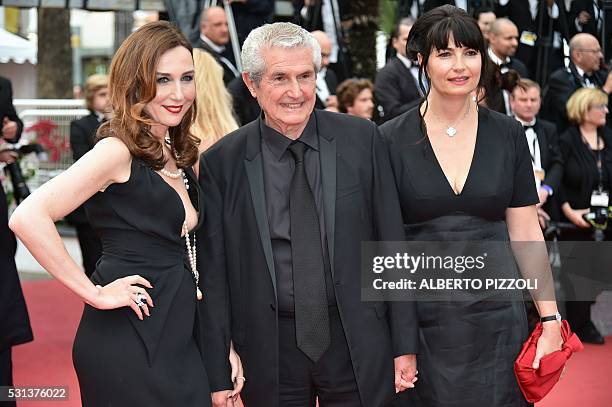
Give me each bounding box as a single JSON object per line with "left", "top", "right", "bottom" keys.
{"left": 260, "top": 114, "right": 335, "bottom": 312}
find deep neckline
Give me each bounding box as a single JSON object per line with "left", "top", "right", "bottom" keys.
{"left": 149, "top": 166, "right": 199, "bottom": 236}
{"left": 424, "top": 107, "right": 482, "bottom": 197}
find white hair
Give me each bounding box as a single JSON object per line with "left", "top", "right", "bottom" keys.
{"left": 241, "top": 22, "right": 321, "bottom": 85}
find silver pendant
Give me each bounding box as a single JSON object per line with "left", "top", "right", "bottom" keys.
{"left": 446, "top": 127, "right": 457, "bottom": 137}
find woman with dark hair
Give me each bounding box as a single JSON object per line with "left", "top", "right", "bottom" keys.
{"left": 10, "top": 21, "right": 242, "bottom": 406}
{"left": 380, "top": 5, "right": 563, "bottom": 406}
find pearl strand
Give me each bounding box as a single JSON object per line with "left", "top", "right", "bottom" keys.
{"left": 183, "top": 220, "right": 202, "bottom": 300}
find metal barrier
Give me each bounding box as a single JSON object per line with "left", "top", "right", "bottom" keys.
{"left": 7, "top": 99, "right": 89, "bottom": 191}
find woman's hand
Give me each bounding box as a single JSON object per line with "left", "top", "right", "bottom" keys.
{"left": 229, "top": 341, "right": 244, "bottom": 400}
{"left": 562, "top": 204, "right": 590, "bottom": 229}
{"left": 532, "top": 322, "right": 564, "bottom": 369}
{"left": 91, "top": 275, "right": 154, "bottom": 320}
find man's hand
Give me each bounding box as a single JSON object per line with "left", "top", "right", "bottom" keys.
{"left": 0, "top": 149, "right": 18, "bottom": 164}
{"left": 602, "top": 71, "right": 612, "bottom": 94}
{"left": 394, "top": 354, "right": 417, "bottom": 393}
{"left": 578, "top": 11, "right": 591, "bottom": 25}
{"left": 2, "top": 117, "right": 18, "bottom": 141}
{"left": 537, "top": 187, "right": 549, "bottom": 207}
{"left": 212, "top": 390, "right": 234, "bottom": 407}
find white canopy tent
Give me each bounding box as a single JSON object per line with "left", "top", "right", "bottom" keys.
{"left": 0, "top": 27, "right": 37, "bottom": 64}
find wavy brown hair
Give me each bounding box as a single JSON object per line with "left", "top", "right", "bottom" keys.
{"left": 98, "top": 20, "right": 199, "bottom": 170}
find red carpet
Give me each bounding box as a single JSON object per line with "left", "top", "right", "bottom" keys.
{"left": 12, "top": 279, "right": 612, "bottom": 407}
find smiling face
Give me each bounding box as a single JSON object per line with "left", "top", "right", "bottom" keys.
{"left": 424, "top": 34, "right": 481, "bottom": 99}
{"left": 489, "top": 21, "right": 519, "bottom": 58}
{"left": 244, "top": 46, "right": 317, "bottom": 137}
{"left": 347, "top": 88, "right": 374, "bottom": 120}
{"left": 144, "top": 46, "right": 196, "bottom": 138}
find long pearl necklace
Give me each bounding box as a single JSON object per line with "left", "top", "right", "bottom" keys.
{"left": 183, "top": 219, "right": 203, "bottom": 300}
{"left": 181, "top": 170, "right": 202, "bottom": 301}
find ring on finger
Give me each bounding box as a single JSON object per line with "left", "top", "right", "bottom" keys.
{"left": 135, "top": 293, "right": 146, "bottom": 307}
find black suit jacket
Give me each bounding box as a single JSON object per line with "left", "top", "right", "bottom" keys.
{"left": 0, "top": 76, "right": 33, "bottom": 351}
{"left": 375, "top": 56, "right": 421, "bottom": 122}
{"left": 532, "top": 118, "right": 564, "bottom": 219}
{"left": 496, "top": 0, "right": 568, "bottom": 78}
{"left": 292, "top": 0, "right": 352, "bottom": 31}
{"left": 231, "top": 0, "right": 274, "bottom": 44}
{"left": 67, "top": 112, "right": 102, "bottom": 225}
{"left": 423, "top": 0, "right": 480, "bottom": 15}
{"left": 194, "top": 39, "right": 239, "bottom": 86}
{"left": 569, "top": 0, "right": 612, "bottom": 58}
{"left": 315, "top": 68, "right": 338, "bottom": 109}
{"left": 541, "top": 61, "right": 611, "bottom": 132}
{"left": 198, "top": 110, "right": 418, "bottom": 407}
{"left": 228, "top": 77, "right": 261, "bottom": 126}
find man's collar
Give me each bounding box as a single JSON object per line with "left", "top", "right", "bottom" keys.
{"left": 396, "top": 53, "right": 413, "bottom": 69}
{"left": 516, "top": 116, "right": 537, "bottom": 127}
{"left": 200, "top": 33, "right": 225, "bottom": 53}
{"left": 260, "top": 113, "right": 318, "bottom": 161}
{"left": 487, "top": 47, "right": 510, "bottom": 65}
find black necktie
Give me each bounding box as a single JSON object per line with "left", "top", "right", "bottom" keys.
{"left": 288, "top": 141, "right": 330, "bottom": 362}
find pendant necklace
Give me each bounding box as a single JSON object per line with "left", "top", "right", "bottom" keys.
{"left": 430, "top": 98, "right": 473, "bottom": 138}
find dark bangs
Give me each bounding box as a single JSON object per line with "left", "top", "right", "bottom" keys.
{"left": 407, "top": 5, "right": 487, "bottom": 93}
{"left": 429, "top": 15, "right": 485, "bottom": 56}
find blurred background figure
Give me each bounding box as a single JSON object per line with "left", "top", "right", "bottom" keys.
{"left": 337, "top": 78, "right": 375, "bottom": 120}
{"left": 569, "top": 0, "right": 612, "bottom": 60}
{"left": 509, "top": 78, "right": 563, "bottom": 227}
{"left": 542, "top": 33, "right": 612, "bottom": 133}
{"left": 487, "top": 18, "right": 530, "bottom": 78}
{"left": 0, "top": 75, "right": 33, "bottom": 405}
{"left": 476, "top": 6, "right": 497, "bottom": 42}
{"left": 311, "top": 30, "right": 339, "bottom": 111}
{"left": 195, "top": 6, "right": 240, "bottom": 85}
{"left": 192, "top": 48, "right": 238, "bottom": 156}
{"left": 66, "top": 74, "right": 110, "bottom": 277}
{"left": 229, "top": 0, "right": 275, "bottom": 45}
{"left": 375, "top": 17, "right": 421, "bottom": 123}
{"left": 559, "top": 88, "right": 612, "bottom": 344}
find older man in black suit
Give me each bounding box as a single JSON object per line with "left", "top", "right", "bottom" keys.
{"left": 199, "top": 22, "right": 418, "bottom": 407}
{"left": 0, "top": 76, "right": 33, "bottom": 405}
{"left": 195, "top": 6, "right": 240, "bottom": 85}
{"left": 375, "top": 18, "right": 422, "bottom": 122}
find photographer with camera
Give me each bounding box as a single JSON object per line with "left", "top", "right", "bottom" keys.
{"left": 559, "top": 87, "right": 612, "bottom": 344}
{"left": 0, "top": 75, "right": 33, "bottom": 404}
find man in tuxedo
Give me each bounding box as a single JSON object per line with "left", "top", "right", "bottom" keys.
{"left": 496, "top": 0, "right": 567, "bottom": 80}
{"left": 199, "top": 22, "right": 418, "bottom": 407}
{"left": 67, "top": 74, "right": 108, "bottom": 277}
{"left": 542, "top": 33, "right": 612, "bottom": 131}
{"left": 0, "top": 76, "right": 33, "bottom": 405}
{"left": 510, "top": 79, "right": 563, "bottom": 225}
{"left": 195, "top": 6, "right": 240, "bottom": 85}
{"left": 311, "top": 30, "right": 339, "bottom": 111}
{"left": 488, "top": 18, "right": 530, "bottom": 78}
{"left": 375, "top": 18, "right": 422, "bottom": 122}
{"left": 569, "top": 0, "right": 612, "bottom": 59}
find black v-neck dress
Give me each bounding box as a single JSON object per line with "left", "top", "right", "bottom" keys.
{"left": 72, "top": 158, "right": 210, "bottom": 407}
{"left": 381, "top": 107, "right": 538, "bottom": 407}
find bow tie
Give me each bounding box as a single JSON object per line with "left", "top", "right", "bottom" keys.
{"left": 583, "top": 73, "right": 594, "bottom": 83}
{"left": 523, "top": 124, "right": 535, "bottom": 131}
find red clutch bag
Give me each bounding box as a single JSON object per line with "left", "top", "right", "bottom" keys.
{"left": 514, "top": 320, "right": 584, "bottom": 403}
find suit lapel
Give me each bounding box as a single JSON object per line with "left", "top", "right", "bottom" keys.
{"left": 244, "top": 121, "right": 277, "bottom": 298}
{"left": 534, "top": 122, "right": 548, "bottom": 166}
{"left": 315, "top": 112, "right": 337, "bottom": 274}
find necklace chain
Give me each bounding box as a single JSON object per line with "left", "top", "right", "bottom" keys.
{"left": 428, "top": 99, "right": 473, "bottom": 137}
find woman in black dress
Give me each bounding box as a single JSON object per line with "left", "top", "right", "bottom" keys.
{"left": 10, "top": 22, "right": 242, "bottom": 406}
{"left": 380, "top": 6, "right": 564, "bottom": 406}
{"left": 559, "top": 88, "right": 612, "bottom": 344}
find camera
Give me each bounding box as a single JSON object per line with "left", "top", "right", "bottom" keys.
{"left": 2, "top": 143, "right": 44, "bottom": 205}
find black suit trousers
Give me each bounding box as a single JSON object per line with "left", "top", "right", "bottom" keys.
{"left": 278, "top": 307, "right": 361, "bottom": 407}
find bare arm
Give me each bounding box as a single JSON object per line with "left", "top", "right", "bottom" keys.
{"left": 9, "top": 137, "right": 153, "bottom": 318}
{"left": 506, "top": 205, "right": 563, "bottom": 367}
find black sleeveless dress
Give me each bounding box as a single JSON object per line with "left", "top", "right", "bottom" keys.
{"left": 72, "top": 158, "right": 211, "bottom": 407}
{"left": 381, "top": 107, "right": 538, "bottom": 407}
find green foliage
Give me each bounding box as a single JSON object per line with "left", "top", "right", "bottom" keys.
{"left": 379, "top": 0, "right": 398, "bottom": 35}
